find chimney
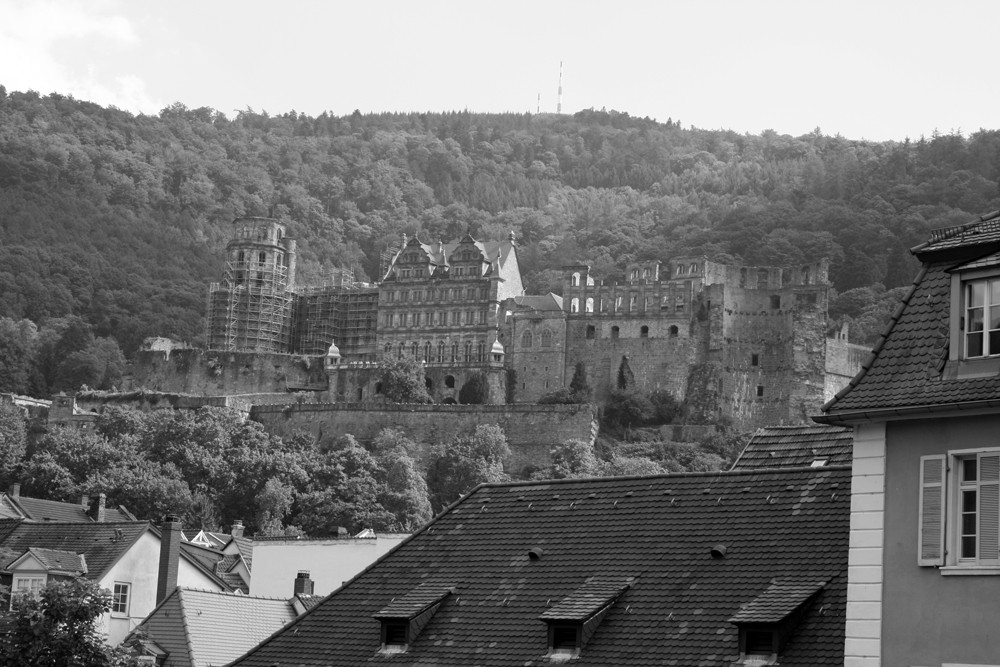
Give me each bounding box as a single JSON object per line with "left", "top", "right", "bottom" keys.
{"left": 157, "top": 515, "right": 182, "bottom": 604}
{"left": 88, "top": 493, "right": 106, "bottom": 523}
{"left": 8, "top": 483, "right": 19, "bottom": 499}
{"left": 230, "top": 519, "right": 244, "bottom": 539}
{"left": 80, "top": 494, "right": 89, "bottom": 508}
{"left": 293, "top": 570, "right": 314, "bottom": 596}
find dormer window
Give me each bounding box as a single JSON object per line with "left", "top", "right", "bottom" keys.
{"left": 945, "top": 254, "right": 1000, "bottom": 373}
{"left": 729, "top": 579, "right": 825, "bottom": 666}
{"left": 539, "top": 576, "right": 632, "bottom": 661}
{"left": 373, "top": 583, "right": 454, "bottom": 655}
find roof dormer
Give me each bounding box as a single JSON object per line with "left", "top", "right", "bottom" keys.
{"left": 372, "top": 583, "right": 454, "bottom": 654}
{"left": 538, "top": 575, "right": 633, "bottom": 661}
{"left": 728, "top": 579, "right": 825, "bottom": 666}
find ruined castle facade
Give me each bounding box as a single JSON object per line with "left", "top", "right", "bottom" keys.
{"left": 186, "top": 217, "right": 865, "bottom": 430}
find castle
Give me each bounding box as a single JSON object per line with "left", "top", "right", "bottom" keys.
{"left": 139, "top": 217, "right": 866, "bottom": 431}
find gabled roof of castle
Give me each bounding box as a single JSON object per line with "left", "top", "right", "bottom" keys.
{"left": 513, "top": 292, "right": 564, "bottom": 311}
{"left": 820, "top": 211, "right": 1000, "bottom": 422}
{"left": 230, "top": 467, "right": 849, "bottom": 666}
{"left": 731, "top": 425, "right": 852, "bottom": 470}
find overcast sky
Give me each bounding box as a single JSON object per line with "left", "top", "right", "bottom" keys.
{"left": 0, "top": 0, "right": 995, "bottom": 141}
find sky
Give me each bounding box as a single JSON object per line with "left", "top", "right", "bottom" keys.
{"left": 0, "top": 0, "right": 996, "bottom": 142}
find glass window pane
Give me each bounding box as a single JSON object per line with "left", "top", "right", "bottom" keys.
{"left": 963, "top": 535, "right": 977, "bottom": 558}
{"left": 963, "top": 512, "right": 978, "bottom": 534}
{"left": 968, "top": 332, "right": 984, "bottom": 357}
{"left": 963, "top": 488, "right": 978, "bottom": 512}
{"left": 991, "top": 330, "right": 1000, "bottom": 357}
{"left": 969, "top": 307, "right": 985, "bottom": 332}
{"left": 990, "top": 279, "right": 1000, "bottom": 305}
{"left": 991, "top": 305, "right": 1000, "bottom": 331}
{"left": 964, "top": 459, "right": 979, "bottom": 483}
{"left": 970, "top": 282, "right": 986, "bottom": 307}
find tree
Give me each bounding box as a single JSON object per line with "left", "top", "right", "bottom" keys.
{"left": 616, "top": 355, "right": 635, "bottom": 391}
{"left": 0, "top": 402, "right": 27, "bottom": 485}
{"left": 426, "top": 425, "right": 510, "bottom": 512}
{"left": 0, "top": 578, "right": 141, "bottom": 666}
{"left": 648, "top": 389, "right": 680, "bottom": 425}
{"left": 603, "top": 389, "right": 653, "bottom": 431}
{"left": 378, "top": 355, "right": 432, "bottom": 403}
{"left": 568, "top": 362, "right": 592, "bottom": 401}
{"left": 548, "top": 439, "right": 599, "bottom": 479}
{"left": 458, "top": 371, "right": 490, "bottom": 404}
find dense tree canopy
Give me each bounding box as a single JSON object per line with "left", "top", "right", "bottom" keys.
{"left": 1, "top": 88, "right": 996, "bottom": 386}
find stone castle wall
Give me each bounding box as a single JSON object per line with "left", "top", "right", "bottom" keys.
{"left": 129, "top": 349, "right": 327, "bottom": 395}
{"left": 250, "top": 403, "right": 597, "bottom": 475}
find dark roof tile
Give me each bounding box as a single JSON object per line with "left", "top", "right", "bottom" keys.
{"left": 231, "top": 467, "right": 850, "bottom": 667}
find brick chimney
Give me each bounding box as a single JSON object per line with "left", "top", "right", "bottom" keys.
{"left": 8, "top": 483, "right": 19, "bottom": 499}
{"left": 230, "top": 519, "right": 244, "bottom": 539}
{"left": 157, "top": 515, "right": 182, "bottom": 604}
{"left": 293, "top": 570, "right": 314, "bottom": 596}
{"left": 88, "top": 493, "right": 106, "bottom": 523}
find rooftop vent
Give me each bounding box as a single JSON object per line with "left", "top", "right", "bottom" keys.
{"left": 528, "top": 547, "right": 545, "bottom": 561}
{"left": 710, "top": 544, "right": 728, "bottom": 559}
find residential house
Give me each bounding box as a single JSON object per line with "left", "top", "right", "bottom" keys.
{"left": 0, "top": 484, "right": 135, "bottom": 522}
{"left": 817, "top": 210, "right": 1000, "bottom": 667}
{"left": 230, "top": 466, "right": 850, "bottom": 666}
{"left": 0, "top": 516, "right": 232, "bottom": 644}
{"left": 250, "top": 531, "right": 408, "bottom": 598}
{"left": 131, "top": 583, "right": 317, "bottom": 666}
{"left": 731, "top": 424, "right": 853, "bottom": 470}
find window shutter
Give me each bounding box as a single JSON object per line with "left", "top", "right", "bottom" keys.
{"left": 978, "top": 453, "right": 1000, "bottom": 565}
{"left": 918, "top": 455, "right": 947, "bottom": 566}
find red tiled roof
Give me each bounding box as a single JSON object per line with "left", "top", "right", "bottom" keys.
{"left": 731, "top": 425, "right": 853, "bottom": 470}
{"left": 231, "top": 467, "right": 850, "bottom": 666}
{"left": 821, "top": 213, "right": 1000, "bottom": 420}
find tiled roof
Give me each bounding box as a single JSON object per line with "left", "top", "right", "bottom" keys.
{"left": 728, "top": 579, "right": 826, "bottom": 624}
{"left": 373, "top": 582, "right": 454, "bottom": 619}
{"left": 1, "top": 494, "right": 133, "bottom": 523}
{"left": 136, "top": 587, "right": 297, "bottom": 667}
{"left": 538, "top": 575, "right": 632, "bottom": 622}
{"left": 731, "top": 425, "right": 853, "bottom": 470}
{"left": 514, "top": 293, "right": 564, "bottom": 312}
{"left": 232, "top": 536, "right": 254, "bottom": 570}
{"left": 9, "top": 547, "right": 89, "bottom": 574}
{"left": 231, "top": 467, "right": 850, "bottom": 667}
{"left": 0, "top": 519, "right": 148, "bottom": 580}
{"left": 822, "top": 213, "right": 1000, "bottom": 419}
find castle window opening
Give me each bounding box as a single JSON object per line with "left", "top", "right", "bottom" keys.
{"left": 375, "top": 383, "right": 383, "bottom": 395}
{"left": 438, "top": 342, "right": 445, "bottom": 362}
{"left": 631, "top": 269, "right": 639, "bottom": 280}
{"left": 640, "top": 325, "right": 649, "bottom": 338}
{"left": 690, "top": 263, "right": 697, "bottom": 274}
{"left": 237, "top": 251, "right": 245, "bottom": 264}
{"left": 522, "top": 331, "right": 533, "bottom": 347}
{"left": 615, "top": 296, "right": 622, "bottom": 312}
{"left": 611, "top": 326, "right": 620, "bottom": 339}
{"left": 770, "top": 295, "right": 781, "bottom": 309}
{"left": 586, "top": 297, "right": 594, "bottom": 313}
{"left": 398, "top": 344, "right": 404, "bottom": 359}
{"left": 570, "top": 298, "right": 579, "bottom": 313}
{"left": 751, "top": 353, "right": 759, "bottom": 366}
{"left": 464, "top": 341, "right": 472, "bottom": 362}
{"left": 756, "top": 385, "right": 765, "bottom": 397}
{"left": 258, "top": 252, "right": 266, "bottom": 264}
{"left": 445, "top": 375, "right": 455, "bottom": 388}
{"left": 424, "top": 342, "right": 431, "bottom": 362}
{"left": 451, "top": 342, "right": 459, "bottom": 362}
{"left": 541, "top": 330, "right": 552, "bottom": 347}
{"left": 630, "top": 295, "right": 637, "bottom": 310}
{"left": 477, "top": 341, "right": 485, "bottom": 361}
{"left": 586, "top": 325, "right": 595, "bottom": 339}
{"left": 571, "top": 272, "right": 580, "bottom": 287}
{"left": 479, "top": 310, "right": 487, "bottom": 324}
{"left": 669, "top": 325, "right": 678, "bottom": 337}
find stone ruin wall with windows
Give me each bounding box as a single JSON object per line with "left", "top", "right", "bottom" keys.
{"left": 551, "top": 257, "right": 840, "bottom": 430}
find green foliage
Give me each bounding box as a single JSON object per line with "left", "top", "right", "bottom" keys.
{"left": 426, "top": 424, "right": 510, "bottom": 512}
{"left": 647, "top": 389, "right": 681, "bottom": 425}
{"left": 616, "top": 356, "right": 635, "bottom": 391}
{"left": 379, "top": 355, "right": 432, "bottom": 404}
{"left": 0, "top": 402, "right": 26, "bottom": 484}
{"left": 0, "top": 91, "right": 996, "bottom": 364}
{"left": 458, "top": 371, "right": 490, "bottom": 404}
{"left": 568, "top": 362, "right": 592, "bottom": 401}
{"left": 603, "top": 389, "right": 653, "bottom": 430}
{"left": 548, "top": 439, "right": 600, "bottom": 479}
{"left": 0, "top": 578, "right": 142, "bottom": 666}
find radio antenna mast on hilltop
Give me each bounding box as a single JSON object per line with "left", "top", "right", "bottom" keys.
{"left": 557, "top": 61, "right": 563, "bottom": 114}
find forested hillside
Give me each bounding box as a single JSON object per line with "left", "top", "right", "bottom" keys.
{"left": 2, "top": 85, "right": 999, "bottom": 396}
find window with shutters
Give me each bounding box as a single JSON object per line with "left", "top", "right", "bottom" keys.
{"left": 919, "top": 450, "right": 1000, "bottom": 572}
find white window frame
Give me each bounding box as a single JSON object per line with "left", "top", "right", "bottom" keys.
{"left": 920, "top": 448, "right": 1000, "bottom": 573}
{"left": 111, "top": 581, "right": 131, "bottom": 616}
{"left": 11, "top": 575, "right": 46, "bottom": 607}
{"left": 948, "top": 263, "right": 1000, "bottom": 363}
